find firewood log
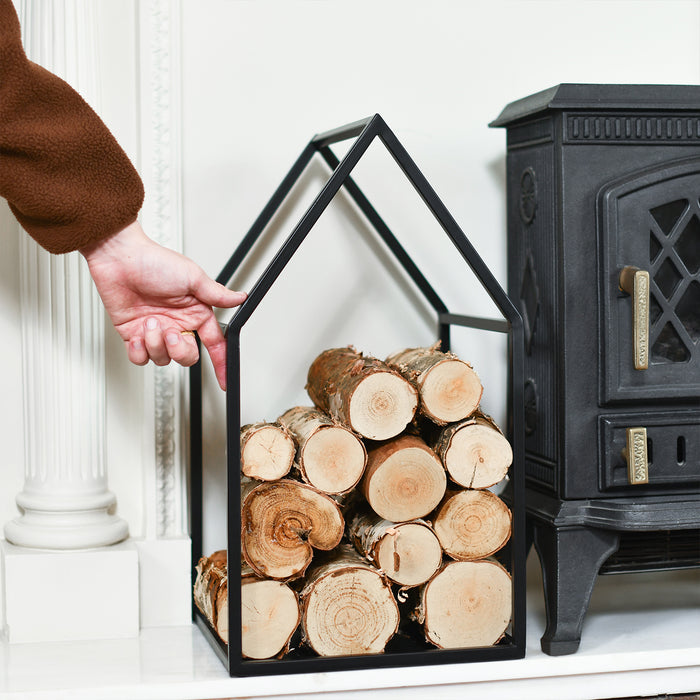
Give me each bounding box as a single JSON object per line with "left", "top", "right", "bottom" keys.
{"left": 386, "top": 344, "right": 482, "bottom": 425}
{"left": 347, "top": 507, "right": 442, "bottom": 587}
{"left": 240, "top": 421, "right": 295, "bottom": 481}
{"left": 414, "top": 560, "right": 512, "bottom": 649}
{"left": 300, "top": 545, "right": 399, "bottom": 656}
{"left": 193, "top": 549, "right": 228, "bottom": 643}
{"left": 278, "top": 406, "right": 367, "bottom": 494}
{"left": 433, "top": 413, "right": 513, "bottom": 489}
{"left": 241, "top": 562, "right": 301, "bottom": 659}
{"left": 241, "top": 478, "right": 344, "bottom": 581}
{"left": 306, "top": 347, "right": 418, "bottom": 440}
{"left": 433, "top": 489, "right": 512, "bottom": 561}
{"left": 362, "top": 434, "right": 446, "bottom": 522}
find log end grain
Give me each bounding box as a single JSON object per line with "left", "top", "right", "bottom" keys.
{"left": 241, "top": 424, "right": 296, "bottom": 481}
{"left": 349, "top": 371, "right": 418, "bottom": 441}
{"left": 241, "top": 578, "right": 300, "bottom": 659}
{"left": 242, "top": 480, "right": 344, "bottom": 580}
{"left": 302, "top": 425, "right": 367, "bottom": 494}
{"left": 374, "top": 521, "right": 443, "bottom": 587}
{"left": 422, "top": 560, "right": 512, "bottom": 649}
{"left": 363, "top": 435, "right": 446, "bottom": 522}
{"left": 434, "top": 490, "right": 512, "bottom": 561}
{"left": 420, "top": 358, "right": 482, "bottom": 424}
{"left": 443, "top": 421, "right": 513, "bottom": 489}
{"left": 302, "top": 563, "right": 399, "bottom": 656}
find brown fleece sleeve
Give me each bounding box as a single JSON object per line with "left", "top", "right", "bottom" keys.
{"left": 0, "top": 0, "right": 144, "bottom": 254}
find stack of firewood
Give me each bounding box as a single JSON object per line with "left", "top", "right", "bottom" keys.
{"left": 194, "top": 344, "right": 513, "bottom": 660}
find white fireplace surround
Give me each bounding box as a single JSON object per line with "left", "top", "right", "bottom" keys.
{"left": 0, "top": 0, "right": 191, "bottom": 636}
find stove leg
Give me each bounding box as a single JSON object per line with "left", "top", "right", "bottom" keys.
{"left": 532, "top": 522, "right": 619, "bottom": 655}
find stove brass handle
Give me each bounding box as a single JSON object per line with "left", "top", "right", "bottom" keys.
{"left": 624, "top": 427, "right": 649, "bottom": 485}
{"left": 619, "top": 266, "right": 650, "bottom": 370}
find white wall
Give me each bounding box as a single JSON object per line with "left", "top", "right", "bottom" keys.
{"left": 180, "top": 0, "right": 700, "bottom": 553}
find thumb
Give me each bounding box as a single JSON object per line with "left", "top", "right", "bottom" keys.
{"left": 192, "top": 274, "right": 247, "bottom": 309}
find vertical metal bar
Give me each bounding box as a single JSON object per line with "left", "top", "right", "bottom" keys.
{"left": 188, "top": 350, "right": 203, "bottom": 621}
{"left": 226, "top": 330, "right": 243, "bottom": 673}
{"left": 216, "top": 142, "right": 317, "bottom": 287}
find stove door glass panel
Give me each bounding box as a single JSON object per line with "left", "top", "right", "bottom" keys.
{"left": 599, "top": 159, "right": 700, "bottom": 403}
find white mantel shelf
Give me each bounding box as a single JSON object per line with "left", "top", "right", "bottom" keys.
{"left": 1, "top": 559, "right": 698, "bottom": 700}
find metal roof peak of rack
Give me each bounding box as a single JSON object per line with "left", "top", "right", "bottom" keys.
{"left": 217, "top": 113, "right": 520, "bottom": 342}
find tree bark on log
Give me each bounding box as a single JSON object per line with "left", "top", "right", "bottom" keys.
{"left": 414, "top": 560, "right": 512, "bottom": 649}
{"left": 432, "top": 413, "right": 513, "bottom": 489}
{"left": 241, "top": 563, "right": 301, "bottom": 659}
{"left": 241, "top": 478, "right": 344, "bottom": 581}
{"left": 347, "top": 508, "right": 442, "bottom": 587}
{"left": 300, "top": 545, "right": 399, "bottom": 656}
{"left": 386, "top": 345, "right": 482, "bottom": 425}
{"left": 306, "top": 347, "right": 418, "bottom": 441}
{"left": 362, "top": 434, "right": 446, "bottom": 522}
{"left": 433, "top": 489, "right": 512, "bottom": 561}
{"left": 193, "top": 549, "right": 228, "bottom": 644}
{"left": 240, "top": 422, "right": 296, "bottom": 481}
{"left": 278, "top": 406, "right": 367, "bottom": 494}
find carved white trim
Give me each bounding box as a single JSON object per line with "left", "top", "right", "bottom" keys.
{"left": 138, "top": 0, "right": 187, "bottom": 538}
{"left": 6, "top": 0, "right": 128, "bottom": 549}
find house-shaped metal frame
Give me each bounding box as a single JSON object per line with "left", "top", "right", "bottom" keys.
{"left": 190, "top": 114, "right": 526, "bottom": 676}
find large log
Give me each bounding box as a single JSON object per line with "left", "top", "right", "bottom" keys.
{"left": 278, "top": 406, "right": 367, "bottom": 494}
{"left": 415, "top": 560, "right": 512, "bottom": 649}
{"left": 193, "top": 549, "right": 228, "bottom": 643}
{"left": 300, "top": 545, "right": 399, "bottom": 656}
{"left": 240, "top": 421, "right": 295, "bottom": 481}
{"left": 241, "top": 478, "right": 344, "bottom": 581}
{"left": 306, "top": 347, "right": 418, "bottom": 441}
{"left": 348, "top": 508, "right": 442, "bottom": 587}
{"left": 433, "top": 489, "right": 512, "bottom": 561}
{"left": 433, "top": 413, "right": 513, "bottom": 489}
{"left": 386, "top": 345, "right": 482, "bottom": 425}
{"left": 362, "top": 434, "right": 446, "bottom": 522}
{"left": 241, "top": 562, "right": 301, "bottom": 659}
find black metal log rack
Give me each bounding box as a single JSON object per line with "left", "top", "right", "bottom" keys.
{"left": 189, "top": 114, "right": 526, "bottom": 676}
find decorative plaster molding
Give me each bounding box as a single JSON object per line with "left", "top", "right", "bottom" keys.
{"left": 139, "top": 0, "right": 186, "bottom": 538}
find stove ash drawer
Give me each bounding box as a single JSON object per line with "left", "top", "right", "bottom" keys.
{"left": 599, "top": 412, "right": 700, "bottom": 491}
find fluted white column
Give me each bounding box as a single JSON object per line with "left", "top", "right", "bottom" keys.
{"left": 3, "top": 0, "right": 128, "bottom": 549}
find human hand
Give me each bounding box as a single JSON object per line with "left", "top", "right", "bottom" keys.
{"left": 80, "top": 220, "right": 246, "bottom": 390}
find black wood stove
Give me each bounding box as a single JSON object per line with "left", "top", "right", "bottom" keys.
{"left": 491, "top": 84, "right": 700, "bottom": 655}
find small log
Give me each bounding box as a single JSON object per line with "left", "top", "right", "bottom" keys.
{"left": 240, "top": 421, "right": 295, "bottom": 481}
{"left": 386, "top": 345, "right": 482, "bottom": 425}
{"left": 306, "top": 346, "right": 418, "bottom": 441}
{"left": 433, "top": 413, "right": 513, "bottom": 489}
{"left": 348, "top": 508, "right": 442, "bottom": 587}
{"left": 362, "top": 434, "right": 446, "bottom": 522}
{"left": 278, "top": 406, "right": 367, "bottom": 494}
{"left": 300, "top": 545, "right": 399, "bottom": 656}
{"left": 193, "top": 549, "right": 228, "bottom": 643}
{"left": 241, "top": 564, "right": 301, "bottom": 659}
{"left": 415, "top": 560, "right": 512, "bottom": 649}
{"left": 241, "top": 478, "right": 344, "bottom": 581}
{"left": 433, "top": 489, "right": 512, "bottom": 561}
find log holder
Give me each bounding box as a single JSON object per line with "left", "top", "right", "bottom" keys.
{"left": 189, "top": 114, "right": 526, "bottom": 676}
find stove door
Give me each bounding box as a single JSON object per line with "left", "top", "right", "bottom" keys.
{"left": 599, "top": 158, "right": 700, "bottom": 403}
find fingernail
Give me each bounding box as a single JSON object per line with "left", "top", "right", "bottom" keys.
{"left": 132, "top": 338, "right": 144, "bottom": 350}
{"left": 146, "top": 317, "right": 159, "bottom": 330}
{"left": 166, "top": 332, "right": 180, "bottom": 346}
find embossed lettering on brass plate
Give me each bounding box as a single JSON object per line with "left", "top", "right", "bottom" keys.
{"left": 626, "top": 427, "right": 649, "bottom": 485}
{"left": 619, "top": 266, "right": 650, "bottom": 370}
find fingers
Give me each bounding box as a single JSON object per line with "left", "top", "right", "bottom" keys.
{"left": 125, "top": 318, "right": 201, "bottom": 371}
{"left": 197, "top": 313, "right": 228, "bottom": 391}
